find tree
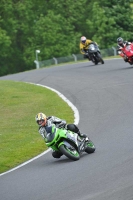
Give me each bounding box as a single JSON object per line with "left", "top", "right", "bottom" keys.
{"left": 87, "top": 0, "right": 133, "bottom": 48}
{"left": 0, "top": 0, "right": 133, "bottom": 76}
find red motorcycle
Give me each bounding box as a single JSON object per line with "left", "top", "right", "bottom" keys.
{"left": 118, "top": 43, "right": 133, "bottom": 65}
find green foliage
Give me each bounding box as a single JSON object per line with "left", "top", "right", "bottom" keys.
{"left": 86, "top": 0, "right": 133, "bottom": 48}
{"left": 34, "top": 11, "right": 78, "bottom": 58}
{"left": 0, "top": 0, "right": 133, "bottom": 76}
{"left": 98, "top": 0, "right": 133, "bottom": 46}
{"left": 0, "top": 80, "right": 74, "bottom": 173}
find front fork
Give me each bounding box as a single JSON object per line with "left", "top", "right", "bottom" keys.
{"left": 78, "top": 138, "right": 86, "bottom": 153}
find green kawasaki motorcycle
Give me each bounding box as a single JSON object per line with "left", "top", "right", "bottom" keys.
{"left": 45, "top": 125, "right": 96, "bottom": 161}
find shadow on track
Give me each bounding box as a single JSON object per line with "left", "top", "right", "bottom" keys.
{"left": 78, "top": 63, "right": 104, "bottom": 69}
{"left": 117, "top": 66, "right": 133, "bottom": 70}
{"left": 41, "top": 153, "right": 93, "bottom": 166}
{"left": 107, "top": 66, "right": 133, "bottom": 73}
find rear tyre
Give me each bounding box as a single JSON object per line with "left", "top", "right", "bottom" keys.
{"left": 85, "top": 140, "right": 96, "bottom": 154}
{"left": 59, "top": 144, "right": 80, "bottom": 161}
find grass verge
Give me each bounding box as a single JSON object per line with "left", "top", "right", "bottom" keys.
{"left": 0, "top": 80, "right": 74, "bottom": 173}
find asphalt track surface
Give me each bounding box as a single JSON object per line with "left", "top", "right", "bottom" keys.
{"left": 0, "top": 58, "right": 133, "bottom": 200}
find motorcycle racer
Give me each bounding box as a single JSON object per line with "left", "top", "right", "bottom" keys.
{"left": 117, "top": 37, "right": 132, "bottom": 62}
{"left": 80, "top": 36, "right": 98, "bottom": 60}
{"left": 35, "top": 112, "right": 90, "bottom": 158}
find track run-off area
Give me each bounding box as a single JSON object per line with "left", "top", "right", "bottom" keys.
{"left": 0, "top": 58, "right": 133, "bottom": 200}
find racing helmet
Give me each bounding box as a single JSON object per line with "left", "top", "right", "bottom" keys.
{"left": 35, "top": 112, "right": 47, "bottom": 126}
{"left": 117, "top": 37, "right": 124, "bottom": 45}
{"left": 81, "top": 36, "right": 86, "bottom": 44}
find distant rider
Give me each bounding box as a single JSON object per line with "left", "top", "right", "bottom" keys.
{"left": 80, "top": 36, "right": 98, "bottom": 60}
{"left": 35, "top": 112, "right": 89, "bottom": 158}
{"left": 117, "top": 37, "right": 132, "bottom": 62}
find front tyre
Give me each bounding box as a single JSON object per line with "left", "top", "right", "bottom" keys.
{"left": 85, "top": 140, "right": 96, "bottom": 154}
{"left": 59, "top": 144, "right": 80, "bottom": 161}
{"left": 97, "top": 52, "right": 104, "bottom": 64}
{"left": 100, "top": 58, "right": 104, "bottom": 64}
{"left": 93, "top": 54, "right": 98, "bottom": 65}
{"left": 92, "top": 57, "right": 98, "bottom": 65}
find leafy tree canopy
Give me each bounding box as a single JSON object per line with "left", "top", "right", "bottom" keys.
{"left": 0, "top": 0, "right": 133, "bottom": 76}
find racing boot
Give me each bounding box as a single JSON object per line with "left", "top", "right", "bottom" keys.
{"left": 52, "top": 150, "right": 63, "bottom": 158}
{"left": 124, "top": 56, "right": 128, "bottom": 62}
{"left": 77, "top": 131, "right": 89, "bottom": 142}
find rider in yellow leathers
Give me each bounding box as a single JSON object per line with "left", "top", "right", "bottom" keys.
{"left": 80, "top": 36, "right": 97, "bottom": 60}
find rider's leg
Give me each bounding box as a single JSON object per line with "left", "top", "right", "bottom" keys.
{"left": 123, "top": 56, "right": 128, "bottom": 62}
{"left": 84, "top": 53, "right": 91, "bottom": 60}
{"left": 67, "top": 124, "right": 89, "bottom": 141}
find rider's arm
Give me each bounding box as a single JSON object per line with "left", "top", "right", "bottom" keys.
{"left": 122, "top": 41, "right": 131, "bottom": 46}
{"left": 117, "top": 47, "right": 124, "bottom": 57}
{"left": 39, "top": 124, "right": 56, "bottom": 142}
{"left": 80, "top": 43, "right": 86, "bottom": 54}
{"left": 117, "top": 50, "right": 122, "bottom": 54}
{"left": 48, "top": 116, "right": 66, "bottom": 128}
{"left": 38, "top": 126, "right": 47, "bottom": 138}
{"left": 93, "top": 41, "right": 98, "bottom": 46}
{"left": 88, "top": 40, "right": 98, "bottom": 46}
{"left": 86, "top": 39, "right": 93, "bottom": 45}
{"left": 117, "top": 49, "right": 121, "bottom": 55}
{"left": 126, "top": 42, "right": 131, "bottom": 45}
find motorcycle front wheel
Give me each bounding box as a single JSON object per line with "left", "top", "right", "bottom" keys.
{"left": 91, "top": 53, "right": 99, "bottom": 65}
{"left": 97, "top": 52, "right": 104, "bottom": 64}
{"left": 85, "top": 140, "right": 96, "bottom": 154}
{"left": 59, "top": 144, "right": 80, "bottom": 161}
{"left": 92, "top": 55, "right": 98, "bottom": 65}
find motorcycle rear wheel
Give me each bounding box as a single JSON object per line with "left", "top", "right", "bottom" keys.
{"left": 59, "top": 144, "right": 80, "bottom": 161}
{"left": 85, "top": 140, "right": 96, "bottom": 154}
